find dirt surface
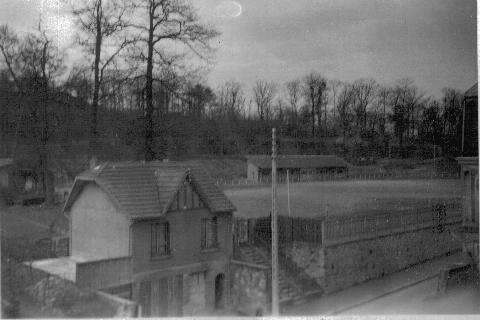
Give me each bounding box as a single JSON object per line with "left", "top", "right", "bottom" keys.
{"left": 225, "top": 179, "right": 463, "bottom": 218}
{"left": 342, "top": 278, "right": 480, "bottom": 315}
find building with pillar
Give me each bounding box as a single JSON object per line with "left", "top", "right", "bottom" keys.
{"left": 456, "top": 83, "right": 479, "bottom": 271}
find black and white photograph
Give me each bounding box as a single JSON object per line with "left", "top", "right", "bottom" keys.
{"left": 0, "top": 0, "right": 478, "bottom": 317}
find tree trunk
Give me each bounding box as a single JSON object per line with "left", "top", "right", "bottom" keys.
{"left": 89, "top": 0, "right": 102, "bottom": 160}
{"left": 144, "top": 3, "right": 155, "bottom": 161}
{"left": 41, "top": 85, "right": 54, "bottom": 205}
{"left": 311, "top": 91, "right": 315, "bottom": 137}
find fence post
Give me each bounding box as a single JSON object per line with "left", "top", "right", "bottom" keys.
{"left": 321, "top": 220, "right": 326, "bottom": 244}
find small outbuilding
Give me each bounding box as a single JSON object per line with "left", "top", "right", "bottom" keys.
{"left": 246, "top": 154, "right": 350, "bottom": 182}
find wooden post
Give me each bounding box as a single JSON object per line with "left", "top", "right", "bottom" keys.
{"left": 271, "top": 128, "right": 279, "bottom": 316}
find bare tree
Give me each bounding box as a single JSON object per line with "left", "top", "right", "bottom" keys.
{"left": 217, "top": 80, "right": 245, "bottom": 119}
{"left": 302, "top": 72, "right": 327, "bottom": 137}
{"left": 72, "top": 0, "right": 132, "bottom": 160}
{"left": 376, "top": 86, "right": 391, "bottom": 136}
{"left": 286, "top": 79, "right": 301, "bottom": 119}
{"left": 336, "top": 83, "right": 355, "bottom": 150}
{"left": 129, "top": 0, "right": 219, "bottom": 160}
{"left": 0, "top": 22, "right": 65, "bottom": 204}
{"left": 253, "top": 80, "right": 276, "bottom": 120}
{"left": 352, "top": 78, "right": 377, "bottom": 133}
{"left": 329, "top": 79, "right": 341, "bottom": 131}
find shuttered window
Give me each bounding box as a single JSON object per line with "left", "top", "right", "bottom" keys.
{"left": 201, "top": 217, "right": 217, "bottom": 250}
{"left": 151, "top": 222, "right": 170, "bottom": 257}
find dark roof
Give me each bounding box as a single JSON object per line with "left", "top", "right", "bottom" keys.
{"left": 247, "top": 155, "right": 350, "bottom": 169}
{"left": 0, "top": 158, "right": 13, "bottom": 168}
{"left": 464, "top": 83, "right": 478, "bottom": 98}
{"left": 64, "top": 161, "right": 235, "bottom": 219}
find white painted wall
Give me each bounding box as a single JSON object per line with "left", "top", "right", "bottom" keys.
{"left": 70, "top": 183, "right": 130, "bottom": 260}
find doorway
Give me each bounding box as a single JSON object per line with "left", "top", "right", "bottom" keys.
{"left": 214, "top": 273, "right": 225, "bottom": 309}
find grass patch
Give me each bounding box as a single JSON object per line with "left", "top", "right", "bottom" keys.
{"left": 226, "top": 179, "right": 463, "bottom": 218}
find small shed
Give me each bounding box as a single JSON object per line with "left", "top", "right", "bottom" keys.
{"left": 246, "top": 154, "right": 350, "bottom": 182}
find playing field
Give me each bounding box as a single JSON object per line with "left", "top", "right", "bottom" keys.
{"left": 224, "top": 179, "right": 463, "bottom": 218}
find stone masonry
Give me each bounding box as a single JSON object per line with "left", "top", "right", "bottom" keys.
{"left": 284, "top": 223, "right": 462, "bottom": 294}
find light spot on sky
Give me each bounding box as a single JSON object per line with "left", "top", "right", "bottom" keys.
{"left": 215, "top": 1, "right": 242, "bottom": 19}
{"left": 0, "top": 0, "right": 476, "bottom": 98}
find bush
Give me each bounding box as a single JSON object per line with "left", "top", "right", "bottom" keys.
{"left": 0, "top": 187, "right": 16, "bottom": 206}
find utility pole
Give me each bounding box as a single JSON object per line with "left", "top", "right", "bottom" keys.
{"left": 271, "top": 128, "right": 279, "bottom": 316}
{"left": 287, "top": 170, "right": 291, "bottom": 217}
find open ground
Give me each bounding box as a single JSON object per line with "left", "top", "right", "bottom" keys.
{"left": 225, "top": 179, "right": 463, "bottom": 218}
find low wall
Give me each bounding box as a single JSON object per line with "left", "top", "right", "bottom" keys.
{"left": 284, "top": 222, "right": 462, "bottom": 294}
{"left": 12, "top": 262, "right": 119, "bottom": 317}
{"left": 230, "top": 260, "right": 270, "bottom": 316}
{"left": 96, "top": 291, "right": 138, "bottom": 317}
{"left": 76, "top": 256, "right": 132, "bottom": 290}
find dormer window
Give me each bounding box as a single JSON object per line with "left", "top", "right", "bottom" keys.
{"left": 169, "top": 179, "right": 206, "bottom": 211}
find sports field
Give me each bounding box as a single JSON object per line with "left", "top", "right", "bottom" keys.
{"left": 224, "top": 179, "right": 463, "bottom": 218}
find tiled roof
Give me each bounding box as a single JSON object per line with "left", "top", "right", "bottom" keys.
{"left": 464, "top": 83, "right": 478, "bottom": 98}
{"left": 64, "top": 161, "right": 235, "bottom": 219}
{"left": 246, "top": 154, "right": 350, "bottom": 169}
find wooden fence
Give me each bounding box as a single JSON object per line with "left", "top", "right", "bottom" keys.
{"left": 233, "top": 199, "right": 462, "bottom": 248}
{"left": 235, "top": 216, "right": 323, "bottom": 244}
{"left": 322, "top": 200, "right": 462, "bottom": 245}
{"left": 218, "top": 170, "right": 460, "bottom": 187}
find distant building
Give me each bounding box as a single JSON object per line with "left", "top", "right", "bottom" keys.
{"left": 455, "top": 83, "right": 479, "bottom": 272}
{"left": 246, "top": 154, "right": 350, "bottom": 182}
{"left": 32, "top": 161, "right": 236, "bottom": 316}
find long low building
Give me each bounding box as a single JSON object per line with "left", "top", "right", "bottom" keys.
{"left": 246, "top": 154, "right": 350, "bottom": 182}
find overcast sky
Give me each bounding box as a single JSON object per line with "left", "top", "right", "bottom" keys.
{"left": 0, "top": 0, "right": 477, "bottom": 98}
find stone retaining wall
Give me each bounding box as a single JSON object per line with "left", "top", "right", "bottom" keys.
{"left": 284, "top": 222, "right": 462, "bottom": 294}
{"left": 230, "top": 260, "right": 269, "bottom": 316}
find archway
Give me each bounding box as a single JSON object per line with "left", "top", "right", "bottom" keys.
{"left": 214, "top": 273, "right": 225, "bottom": 309}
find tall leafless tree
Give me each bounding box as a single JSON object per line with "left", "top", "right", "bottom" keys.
{"left": 253, "top": 80, "right": 276, "bottom": 120}
{"left": 376, "top": 86, "right": 391, "bottom": 136}
{"left": 352, "top": 78, "right": 377, "bottom": 133}
{"left": 129, "top": 0, "right": 219, "bottom": 160}
{"left": 329, "top": 79, "right": 341, "bottom": 130}
{"left": 336, "top": 83, "right": 355, "bottom": 151}
{"left": 286, "top": 79, "right": 301, "bottom": 119}
{"left": 0, "top": 22, "right": 65, "bottom": 204}
{"left": 302, "top": 72, "right": 327, "bottom": 137}
{"left": 72, "top": 0, "right": 131, "bottom": 161}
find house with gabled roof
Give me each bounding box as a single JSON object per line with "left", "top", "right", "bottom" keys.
{"left": 31, "top": 161, "right": 236, "bottom": 316}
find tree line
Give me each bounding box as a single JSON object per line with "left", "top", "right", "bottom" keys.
{"left": 0, "top": 0, "right": 465, "bottom": 202}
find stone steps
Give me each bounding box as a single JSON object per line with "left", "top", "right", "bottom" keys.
{"left": 237, "top": 246, "right": 305, "bottom": 305}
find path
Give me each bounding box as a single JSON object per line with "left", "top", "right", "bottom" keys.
{"left": 284, "top": 252, "right": 479, "bottom": 316}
